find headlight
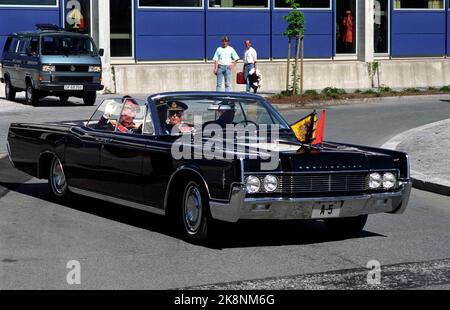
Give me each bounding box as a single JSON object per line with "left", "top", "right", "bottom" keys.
{"left": 382, "top": 172, "right": 396, "bottom": 189}
{"left": 42, "top": 65, "right": 55, "bottom": 72}
{"left": 88, "top": 66, "right": 101, "bottom": 72}
{"left": 246, "top": 176, "right": 261, "bottom": 194}
{"left": 369, "top": 173, "right": 382, "bottom": 189}
{"left": 263, "top": 175, "right": 278, "bottom": 192}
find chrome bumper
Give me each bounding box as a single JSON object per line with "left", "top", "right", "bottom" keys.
{"left": 209, "top": 181, "right": 412, "bottom": 223}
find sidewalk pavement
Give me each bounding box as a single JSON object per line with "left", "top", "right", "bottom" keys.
{"left": 382, "top": 119, "right": 450, "bottom": 197}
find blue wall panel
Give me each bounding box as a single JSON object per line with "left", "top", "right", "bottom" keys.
{"left": 206, "top": 10, "right": 271, "bottom": 59}
{"left": 135, "top": 10, "right": 205, "bottom": 60}
{"left": 0, "top": 8, "right": 60, "bottom": 51}
{"left": 391, "top": 11, "right": 446, "bottom": 56}
{"left": 272, "top": 11, "right": 333, "bottom": 58}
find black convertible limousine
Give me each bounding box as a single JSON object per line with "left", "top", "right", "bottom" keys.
{"left": 6, "top": 92, "right": 412, "bottom": 244}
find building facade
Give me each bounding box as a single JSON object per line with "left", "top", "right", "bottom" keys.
{"left": 2, "top": 0, "right": 450, "bottom": 93}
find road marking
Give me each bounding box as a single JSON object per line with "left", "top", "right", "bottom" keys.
{"left": 183, "top": 258, "right": 450, "bottom": 290}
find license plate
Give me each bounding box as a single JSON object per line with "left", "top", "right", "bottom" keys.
{"left": 64, "top": 85, "right": 83, "bottom": 90}
{"left": 311, "top": 201, "right": 344, "bottom": 219}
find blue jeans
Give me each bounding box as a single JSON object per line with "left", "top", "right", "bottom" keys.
{"left": 244, "top": 63, "right": 255, "bottom": 92}
{"left": 216, "top": 64, "right": 231, "bottom": 92}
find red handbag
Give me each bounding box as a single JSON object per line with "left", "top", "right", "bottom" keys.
{"left": 236, "top": 72, "right": 246, "bottom": 84}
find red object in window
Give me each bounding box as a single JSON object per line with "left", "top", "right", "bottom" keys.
{"left": 342, "top": 11, "right": 353, "bottom": 44}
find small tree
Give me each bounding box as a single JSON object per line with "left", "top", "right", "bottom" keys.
{"left": 283, "top": 0, "right": 305, "bottom": 95}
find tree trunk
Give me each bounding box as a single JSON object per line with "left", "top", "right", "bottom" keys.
{"left": 300, "top": 35, "right": 304, "bottom": 96}
{"left": 293, "top": 35, "right": 301, "bottom": 95}
{"left": 286, "top": 38, "right": 292, "bottom": 93}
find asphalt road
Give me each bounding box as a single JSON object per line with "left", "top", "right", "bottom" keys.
{"left": 1, "top": 94, "right": 450, "bottom": 289}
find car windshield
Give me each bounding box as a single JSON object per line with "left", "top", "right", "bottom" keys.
{"left": 41, "top": 35, "right": 96, "bottom": 56}
{"left": 154, "top": 95, "right": 290, "bottom": 132}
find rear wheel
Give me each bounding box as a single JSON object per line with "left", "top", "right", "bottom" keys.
{"left": 48, "top": 156, "right": 70, "bottom": 200}
{"left": 324, "top": 214, "right": 368, "bottom": 237}
{"left": 25, "top": 83, "right": 39, "bottom": 105}
{"left": 83, "top": 91, "right": 96, "bottom": 106}
{"left": 5, "top": 77, "right": 16, "bottom": 101}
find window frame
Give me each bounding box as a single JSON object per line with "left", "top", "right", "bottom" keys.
{"left": 273, "top": 0, "right": 332, "bottom": 11}
{"left": 208, "top": 0, "right": 270, "bottom": 10}
{"left": 138, "top": 0, "right": 204, "bottom": 10}
{"left": 0, "top": 0, "right": 58, "bottom": 8}
{"left": 393, "top": 0, "right": 446, "bottom": 11}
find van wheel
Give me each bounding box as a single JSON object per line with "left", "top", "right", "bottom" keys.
{"left": 48, "top": 156, "right": 70, "bottom": 200}
{"left": 5, "top": 77, "right": 16, "bottom": 101}
{"left": 25, "top": 83, "right": 39, "bottom": 105}
{"left": 83, "top": 92, "right": 96, "bottom": 106}
{"left": 59, "top": 95, "right": 69, "bottom": 105}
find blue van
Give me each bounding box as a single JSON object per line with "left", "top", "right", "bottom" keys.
{"left": 0, "top": 24, "right": 104, "bottom": 106}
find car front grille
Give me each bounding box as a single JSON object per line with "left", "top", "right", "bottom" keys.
{"left": 277, "top": 173, "right": 368, "bottom": 193}
{"left": 52, "top": 76, "right": 93, "bottom": 83}
{"left": 55, "top": 65, "right": 89, "bottom": 72}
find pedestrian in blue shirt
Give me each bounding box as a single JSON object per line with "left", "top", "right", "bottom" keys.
{"left": 213, "top": 36, "right": 240, "bottom": 92}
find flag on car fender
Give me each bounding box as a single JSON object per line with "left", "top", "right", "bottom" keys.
{"left": 291, "top": 111, "right": 317, "bottom": 143}
{"left": 312, "top": 110, "right": 326, "bottom": 145}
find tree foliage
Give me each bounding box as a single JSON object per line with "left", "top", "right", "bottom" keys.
{"left": 283, "top": 0, "right": 305, "bottom": 39}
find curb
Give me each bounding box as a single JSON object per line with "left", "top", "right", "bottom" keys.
{"left": 271, "top": 93, "right": 450, "bottom": 110}
{"left": 381, "top": 119, "right": 450, "bottom": 197}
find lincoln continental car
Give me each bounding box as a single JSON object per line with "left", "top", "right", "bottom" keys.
{"left": 7, "top": 92, "right": 411, "bottom": 244}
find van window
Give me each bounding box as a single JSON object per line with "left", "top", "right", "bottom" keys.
{"left": 41, "top": 35, "right": 96, "bottom": 56}
{"left": 29, "top": 37, "right": 39, "bottom": 54}
{"left": 17, "top": 38, "right": 29, "bottom": 54}
{"left": 7, "top": 37, "right": 19, "bottom": 53}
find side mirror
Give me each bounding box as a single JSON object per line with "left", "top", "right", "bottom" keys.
{"left": 98, "top": 48, "right": 104, "bottom": 57}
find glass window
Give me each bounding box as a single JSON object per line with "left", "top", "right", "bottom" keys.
{"left": 336, "top": 0, "right": 357, "bottom": 54}
{"left": 110, "top": 0, "right": 133, "bottom": 57}
{"left": 29, "top": 37, "right": 39, "bottom": 54}
{"left": 65, "top": 0, "right": 91, "bottom": 35}
{"left": 17, "top": 38, "right": 29, "bottom": 54}
{"left": 0, "top": 0, "right": 56, "bottom": 5}
{"left": 374, "top": 0, "right": 389, "bottom": 54}
{"left": 41, "top": 36, "right": 96, "bottom": 56}
{"left": 394, "top": 0, "right": 444, "bottom": 9}
{"left": 209, "top": 0, "right": 268, "bottom": 8}
{"left": 88, "top": 99, "right": 124, "bottom": 131}
{"left": 139, "top": 0, "right": 202, "bottom": 7}
{"left": 7, "top": 38, "right": 19, "bottom": 53}
{"left": 274, "top": 0, "right": 330, "bottom": 8}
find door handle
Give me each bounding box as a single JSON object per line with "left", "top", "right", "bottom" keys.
{"left": 95, "top": 137, "right": 113, "bottom": 143}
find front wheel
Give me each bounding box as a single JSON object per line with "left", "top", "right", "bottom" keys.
{"left": 179, "top": 181, "right": 212, "bottom": 244}
{"left": 48, "top": 156, "right": 70, "bottom": 200}
{"left": 25, "top": 83, "right": 39, "bottom": 105}
{"left": 59, "top": 95, "right": 69, "bottom": 105}
{"left": 83, "top": 91, "right": 96, "bottom": 106}
{"left": 5, "top": 78, "right": 16, "bottom": 101}
{"left": 324, "top": 214, "right": 368, "bottom": 237}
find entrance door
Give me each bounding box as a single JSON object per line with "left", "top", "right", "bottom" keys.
{"left": 335, "top": 0, "right": 357, "bottom": 55}
{"left": 374, "top": 0, "right": 389, "bottom": 55}
{"left": 110, "top": 0, "right": 133, "bottom": 58}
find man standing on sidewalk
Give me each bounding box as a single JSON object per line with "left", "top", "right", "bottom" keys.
{"left": 213, "top": 36, "right": 240, "bottom": 92}
{"left": 243, "top": 39, "right": 257, "bottom": 93}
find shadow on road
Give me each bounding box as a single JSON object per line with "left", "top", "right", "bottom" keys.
{"left": 0, "top": 177, "right": 385, "bottom": 250}
{"left": 7, "top": 97, "right": 93, "bottom": 107}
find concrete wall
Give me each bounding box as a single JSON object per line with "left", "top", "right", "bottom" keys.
{"left": 112, "top": 58, "right": 450, "bottom": 94}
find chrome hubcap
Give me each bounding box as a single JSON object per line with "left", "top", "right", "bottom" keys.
{"left": 183, "top": 184, "right": 202, "bottom": 234}
{"left": 52, "top": 158, "right": 67, "bottom": 195}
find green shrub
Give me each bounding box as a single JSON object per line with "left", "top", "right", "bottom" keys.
{"left": 303, "top": 89, "right": 319, "bottom": 96}
{"left": 362, "top": 89, "right": 378, "bottom": 95}
{"left": 321, "top": 87, "right": 346, "bottom": 98}
{"left": 439, "top": 85, "right": 450, "bottom": 92}
{"left": 403, "top": 88, "right": 420, "bottom": 93}
{"left": 379, "top": 87, "right": 392, "bottom": 93}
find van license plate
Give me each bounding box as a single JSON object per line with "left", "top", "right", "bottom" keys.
{"left": 64, "top": 85, "right": 83, "bottom": 90}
